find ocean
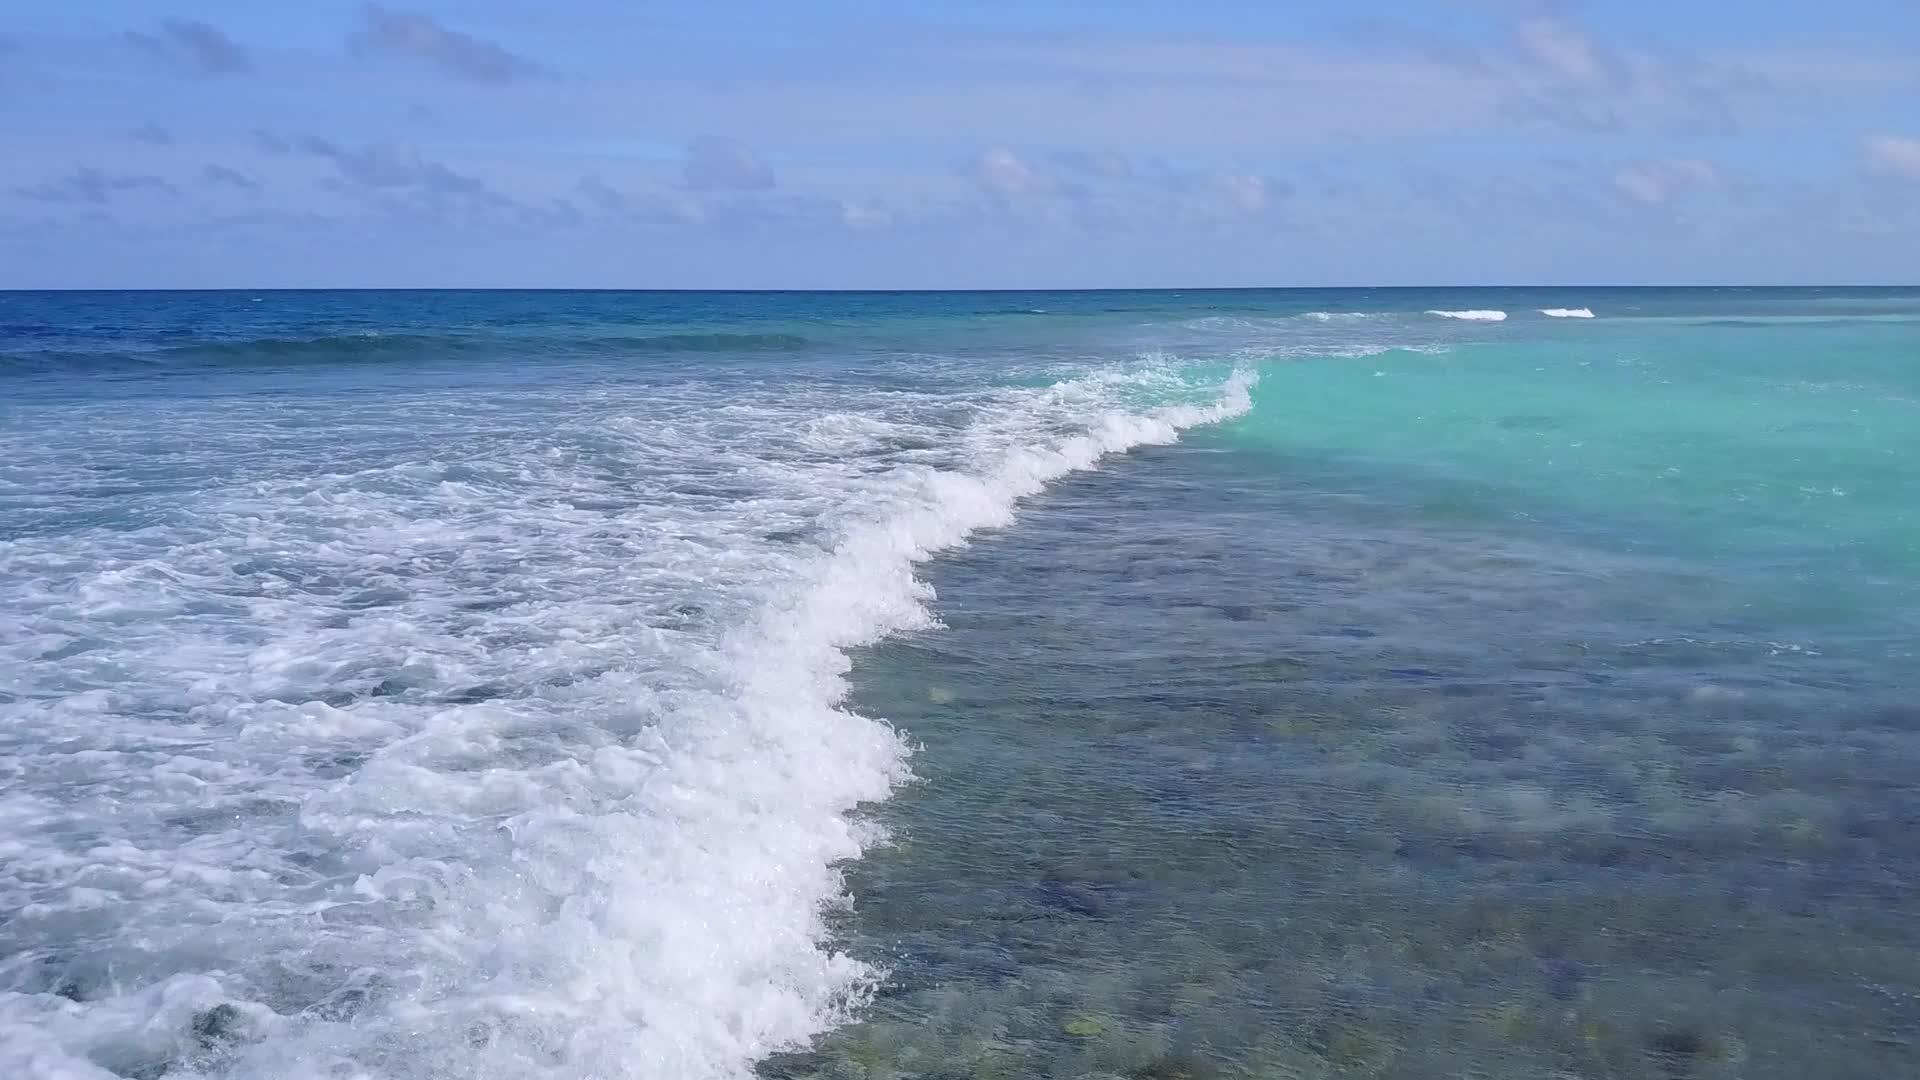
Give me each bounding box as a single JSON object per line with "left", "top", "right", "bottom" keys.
{"left": 1, "top": 288, "right": 1915, "bottom": 1079}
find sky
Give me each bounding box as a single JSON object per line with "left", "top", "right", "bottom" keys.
{"left": 3, "top": 1, "right": 1918, "bottom": 288}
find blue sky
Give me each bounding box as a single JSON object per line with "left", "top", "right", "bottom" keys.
{"left": 3, "top": 1, "right": 1918, "bottom": 287}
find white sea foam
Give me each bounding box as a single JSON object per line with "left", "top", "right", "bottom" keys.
{"left": 1540, "top": 308, "right": 1596, "bottom": 319}
{"left": 0, "top": 359, "right": 1253, "bottom": 1080}
{"left": 1426, "top": 309, "right": 1508, "bottom": 321}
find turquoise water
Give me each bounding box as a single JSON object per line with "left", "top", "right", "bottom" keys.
{"left": 1, "top": 289, "right": 1915, "bottom": 1079}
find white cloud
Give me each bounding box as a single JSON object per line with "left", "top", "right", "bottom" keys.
{"left": 1864, "top": 134, "right": 1920, "bottom": 180}
{"left": 1215, "top": 173, "right": 1271, "bottom": 214}
{"left": 1613, "top": 168, "right": 1666, "bottom": 205}
{"left": 967, "top": 147, "right": 1047, "bottom": 197}
{"left": 840, "top": 198, "right": 891, "bottom": 229}
{"left": 1513, "top": 17, "right": 1611, "bottom": 85}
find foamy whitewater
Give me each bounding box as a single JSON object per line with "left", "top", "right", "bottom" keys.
{"left": 0, "top": 301, "right": 1251, "bottom": 1080}
{"left": 1540, "top": 307, "right": 1596, "bottom": 318}
{"left": 1426, "top": 309, "right": 1508, "bottom": 321}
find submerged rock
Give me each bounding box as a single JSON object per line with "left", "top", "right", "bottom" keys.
{"left": 1032, "top": 879, "right": 1115, "bottom": 920}
{"left": 1062, "top": 1015, "right": 1104, "bottom": 1038}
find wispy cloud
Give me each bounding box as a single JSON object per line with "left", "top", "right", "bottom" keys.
{"left": 1442, "top": 14, "right": 1768, "bottom": 136}
{"left": 14, "top": 168, "right": 180, "bottom": 205}
{"left": 202, "top": 164, "right": 261, "bottom": 191}
{"left": 1050, "top": 150, "right": 1134, "bottom": 181}
{"left": 292, "top": 135, "right": 498, "bottom": 201}
{"left": 575, "top": 175, "right": 627, "bottom": 213}
{"left": 954, "top": 145, "right": 1288, "bottom": 228}
{"left": 1512, "top": 16, "right": 1619, "bottom": 87}
{"left": 1335, "top": 13, "right": 1778, "bottom": 137}
{"left": 262, "top": 133, "right": 550, "bottom": 229}
{"left": 624, "top": 12, "right": 1818, "bottom": 160}
{"left": 1864, "top": 134, "right": 1920, "bottom": 180}
{"left": 573, "top": 176, "right": 714, "bottom": 225}
{"left": 1174, "top": 170, "right": 1283, "bottom": 217}
{"left": 1613, "top": 159, "right": 1722, "bottom": 204}
{"left": 129, "top": 124, "right": 175, "bottom": 146}
{"left": 683, "top": 136, "right": 775, "bottom": 192}
{"left": 125, "top": 18, "right": 251, "bottom": 76}
{"left": 351, "top": 5, "right": 541, "bottom": 84}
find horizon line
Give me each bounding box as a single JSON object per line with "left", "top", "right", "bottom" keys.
{"left": 4, "top": 283, "right": 1917, "bottom": 294}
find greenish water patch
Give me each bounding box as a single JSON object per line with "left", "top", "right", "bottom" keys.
{"left": 1224, "top": 325, "right": 1918, "bottom": 634}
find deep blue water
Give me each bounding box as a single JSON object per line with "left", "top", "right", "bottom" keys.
{"left": 2, "top": 289, "right": 1917, "bottom": 1079}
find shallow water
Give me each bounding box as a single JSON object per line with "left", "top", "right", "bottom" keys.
{"left": 792, "top": 443, "right": 1918, "bottom": 1079}
{"left": 1, "top": 288, "right": 1915, "bottom": 1079}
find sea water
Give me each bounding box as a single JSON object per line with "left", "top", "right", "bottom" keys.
{"left": 1, "top": 289, "right": 1915, "bottom": 1079}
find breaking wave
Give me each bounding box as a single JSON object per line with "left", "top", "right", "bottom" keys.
{"left": 0, "top": 355, "right": 1253, "bottom": 1080}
